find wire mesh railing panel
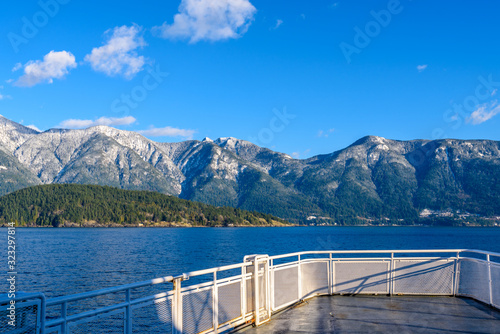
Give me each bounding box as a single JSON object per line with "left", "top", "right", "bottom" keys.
{"left": 217, "top": 281, "right": 242, "bottom": 326}
{"left": 0, "top": 301, "right": 39, "bottom": 334}
{"left": 393, "top": 259, "right": 455, "bottom": 295}
{"left": 245, "top": 277, "right": 254, "bottom": 314}
{"left": 131, "top": 297, "right": 172, "bottom": 334}
{"left": 68, "top": 310, "right": 124, "bottom": 334}
{"left": 273, "top": 266, "right": 299, "bottom": 310}
{"left": 301, "top": 261, "right": 329, "bottom": 298}
{"left": 181, "top": 289, "right": 213, "bottom": 334}
{"left": 458, "top": 259, "right": 490, "bottom": 304}
{"left": 258, "top": 273, "right": 266, "bottom": 311}
{"left": 333, "top": 261, "right": 389, "bottom": 294}
{"left": 490, "top": 264, "right": 500, "bottom": 308}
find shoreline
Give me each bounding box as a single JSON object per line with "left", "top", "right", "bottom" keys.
{"left": 2, "top": 224, "right": 498, "bottom": 228}
{"left": 0, "top": 221, "right": 294, "bottom": 228}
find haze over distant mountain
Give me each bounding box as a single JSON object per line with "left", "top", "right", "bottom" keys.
{"left": 0, "top": 115, "right": 499, "bottom": 224}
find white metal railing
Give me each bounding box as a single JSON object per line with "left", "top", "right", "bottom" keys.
{"left": 2, "top": 249, "right": 500, "bottom": 334}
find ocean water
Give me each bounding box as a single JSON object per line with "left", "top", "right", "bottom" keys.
{"left": 2, "top": 226, "right": 500, "bottom": 298}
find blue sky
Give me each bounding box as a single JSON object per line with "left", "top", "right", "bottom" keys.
{"left": 1, "top": 0, "right": 500, "bottom": 158}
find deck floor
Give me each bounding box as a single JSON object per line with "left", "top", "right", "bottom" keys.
{"left": 238, "top": 295, "right": 500, "bottom": 333}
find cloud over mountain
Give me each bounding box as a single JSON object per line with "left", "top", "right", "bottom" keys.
{"left": 59, "top": 116, "right": 137, "bottom": 129}
{"left": 13, "top": 51, "right": 77, "bottom": 87}
{"left": 85, "top": 25, "right": 146, "bottom": 79}
{"left": 467, "top": 101, "right": 500, "bottom": 125}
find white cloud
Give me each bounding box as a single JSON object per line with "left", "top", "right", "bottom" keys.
{"left": 467, "top": 101, "right": 500, "bottom": 125}
{"left": 417, "top": 64, "right": 428, "bottom": 72}
{"left": 12, "top": 63, "right": 22, "bottom": 72}
{"left": 290, "top": 149, "right": 310, "bottom": 159}
{"left": 317, "top": 128, "right": 335, "bottom": 138}
{"left": 138, "top": 126, "right": 196, "bottom": 139}
{"left": 26, "top": 124, "right": 41, "bottom": 132}
{"left": 271, "top": 19, "right": 283, "bottom": 30}
{"left": 13, "top": 51, "right": 77, "bottom": 87}
{"left": 85, "top": 25, "right": 146, "bottom": 79}
{"left": 59, "top": 116, "right": 137, "bottom": 129}
{"left": 491, "top": 89, "right": 498, "bottom": 97}
{"left": 154, "top": 0, "right": 257, "bottom": 43}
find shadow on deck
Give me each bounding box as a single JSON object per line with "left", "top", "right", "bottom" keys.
{"left": 238, "top": 296, "right": 500, "bottom": 333}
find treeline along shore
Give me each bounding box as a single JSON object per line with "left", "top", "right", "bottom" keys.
{"left": 0, "top": 184, "right": 290, "bottom": 227}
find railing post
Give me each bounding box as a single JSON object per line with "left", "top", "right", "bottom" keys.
{"left": 172, "top": 278, "right": 183, "bottom": 334}
{"left": 213, "top": 272, "right": 219, "bottom": 333}
{"left": 253, "top": 258, "right": 260, "bottom": 326}
{"left": 248, "top": 255, "right": 270, "bottom": 326}
{"left": 269, "top": 259, "right": 274, "bottom": 311}
{"left": 487, "top": 254, "right": 493, "bottom": 306}
{"left": 61, "top": 301, "right": 67, "bottom": 334}
{"left": 266, "top": 259, "right": 271, "bottom": 321}
{"left": 241, "top": 264, "right": 247, "bottom": 320}
{"left": 453, "top": 252, "right": 460, "bottom": 296}
{"left": 40, "top": 294, "right": 46, "bottom": 334}
{"left": 329, "top": 253, "right": 333, "bottom": 295}
{"left": 389, "top": 253, "right": 394, "bottom": 296}
{"left": 298, "top": 254, "right": 302, "bottom": 299}
{"left": 125, "top": 289, "right": 132, "bottom": 334}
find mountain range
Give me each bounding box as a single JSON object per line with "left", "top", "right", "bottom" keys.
{"left": 0, "top": 115, "right": 499, "bottom": 224}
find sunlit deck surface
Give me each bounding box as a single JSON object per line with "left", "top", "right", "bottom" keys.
{"left": 238, "top": 295, "right": 500, "bottom": 333}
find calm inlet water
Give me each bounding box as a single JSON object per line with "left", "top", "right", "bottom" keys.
{"left": 2, "top": 227, "right": 500, "bottom": 298}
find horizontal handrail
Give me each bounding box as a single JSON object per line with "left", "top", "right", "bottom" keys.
{"left": 268, "top": 249, "right": 466, "bottom": 260}
{"left": 174, "top": 261, "right": 253, "bottom": 280}
{"left": 46, "top": 275, "right": 173, "bottom": 306}
{"left": 0, "top": 292, "right": 46, "bottom": 305}
{"left": 460, "top": 249, "right": 500, "bottom": 257}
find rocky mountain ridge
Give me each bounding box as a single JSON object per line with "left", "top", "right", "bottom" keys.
{"left": 0, "top": 115, "right": 499, "bottom": 224}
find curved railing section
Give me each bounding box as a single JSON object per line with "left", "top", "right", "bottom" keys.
{"left": 1, "top": 249, "right": 499, "bottom": 333}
